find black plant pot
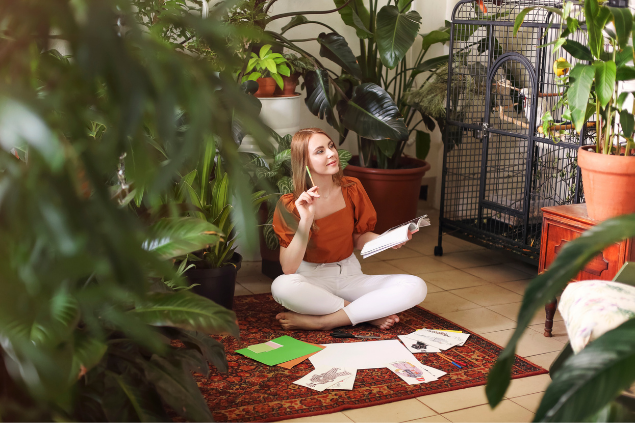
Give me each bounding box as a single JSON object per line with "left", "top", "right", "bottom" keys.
{"left": 185, "top": 252, "right": 242, "bottom": 310}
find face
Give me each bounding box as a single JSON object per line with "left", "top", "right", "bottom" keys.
{"left": 307, "top": 133, "right": 339, "bottom": 175}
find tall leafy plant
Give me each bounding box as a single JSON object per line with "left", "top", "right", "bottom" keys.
{"left": 0, "top": 0, "right": 271, "bottom": 420}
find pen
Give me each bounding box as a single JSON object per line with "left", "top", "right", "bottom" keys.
{"left": 437, "top": 352, "right": 466, "bottom": 367}
{"left": 306, "top": 165, "right": 315, "bottom": 187}
{"left": 436, "top": 353, "right": 462, "bottom": 369}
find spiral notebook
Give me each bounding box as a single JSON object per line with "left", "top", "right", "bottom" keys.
{"left": 360, "top": 215, "right": 431, "bottom": 259}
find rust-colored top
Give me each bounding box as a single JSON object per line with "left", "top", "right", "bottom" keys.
{"left": 272, "top": 176, "right": 377, "bottom": 263}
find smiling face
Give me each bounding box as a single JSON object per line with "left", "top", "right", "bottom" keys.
{"left": 307, "top": 133, "right": 339, "bottom": 176}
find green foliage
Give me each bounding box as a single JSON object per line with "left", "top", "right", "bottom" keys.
{"left": 375, "top": 6, "right": 422, "bottom": 69}
{"left": 243, "top": 44, "right": 291, "bottom": 89}
{"left": 0, "top": 0, "right": 271, "bottom": 420}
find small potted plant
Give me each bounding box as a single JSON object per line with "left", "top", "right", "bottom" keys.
{"left": 514, "top": 0, "right": 635, "bottom": 221}
{"left": 242, "top": 44, "right": 292, "bottom": 97}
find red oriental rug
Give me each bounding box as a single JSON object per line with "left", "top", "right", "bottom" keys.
{"left": 196, "top": 294, "right": 547, "bottom": 422}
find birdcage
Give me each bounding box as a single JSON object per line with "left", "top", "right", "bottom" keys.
{"left": 436, "top": 0, "right": 597, "bottom": 263}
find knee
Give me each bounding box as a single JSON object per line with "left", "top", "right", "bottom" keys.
{"left": 271, "top": 274, "right": 303, "bottom": 305}
{"left": 405, "top": 275, "right": 427, "bottom": 304}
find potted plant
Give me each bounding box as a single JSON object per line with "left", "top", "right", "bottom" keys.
{"left": 242, "top": 44, "right": 293, "bottom": 97}
{"left": 241, "top": 131, "right": 352, "bottom": 278}
{"left": 514, "top": 0, "right": 635, "bottom": 221}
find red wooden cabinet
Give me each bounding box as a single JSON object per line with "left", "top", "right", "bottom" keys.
{"left": 539, "top": 204, "right": 635, "bottom": 336}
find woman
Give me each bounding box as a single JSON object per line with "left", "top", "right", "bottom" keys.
{"left": 271, "top": 128, "right": 427, "bottom": 331}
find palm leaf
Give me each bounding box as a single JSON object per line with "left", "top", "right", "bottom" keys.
{"left": 143, "top": 217, "right": 222, "bottom": 260}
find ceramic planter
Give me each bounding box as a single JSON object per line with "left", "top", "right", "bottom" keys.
{"left": 578, "top": 145, "right": 635, "bottom": 221}
{"left": 343, "top": 156, "right": 431, "bottom": 233}
{"left": 185, "top": 252, "right": 242, "bottom": 310}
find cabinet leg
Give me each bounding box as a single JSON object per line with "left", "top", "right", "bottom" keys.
{"left": 544, "top": 298, "right": 557, "bottom": 337}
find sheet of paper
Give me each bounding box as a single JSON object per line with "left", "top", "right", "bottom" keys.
{"left": 248, "top": 343, "right": 274, "bottom": 353}
{"left": 236, "top": 336, "right": 323, "bottom": 366}
{"left": 293, "top": 367, "right": 355, "bottom": 391}
{"left": 277, "top": 343, "right": 325, "bottom": 369}
{"left": 387, "top": 360, "right": 434, "bottom": 385}
{"left": 419, "top": 364, "right": 447, "bottom": 380}
{"left": 328, "top": 368, "right": 357, "bottom": 390}
{"left": 406, "top": 331, "right": 457, "bottom": 350}
{"left": 265, "top": 341, "right": 283, "bottom": 349}
{"left": 361, "top": 225, "right": 410, "bottom": 258}
{"left": 416, "top": 329, "right": 470, "bottom": 346}
{"left": 310, "top": 340, "right": 420, "bottom": 370}
{"left": 398, "top": 335, "right": 441, "bottom": 353}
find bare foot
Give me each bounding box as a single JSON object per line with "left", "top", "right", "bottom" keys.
{"left": 276, "top": 311, "right": 325, "bottom": 331}
{"left": 369, "top": 314, "right": 400, "bottom": 330}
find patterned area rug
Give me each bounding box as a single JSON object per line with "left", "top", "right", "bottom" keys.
{"left": 197, "top": 294, "right": 547, "bottom": 422}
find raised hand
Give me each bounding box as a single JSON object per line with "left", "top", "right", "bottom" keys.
{"left": 295, "top": 186, "right": 320, "bottom": 223}
{"left": 392, "top": 229, "right": 415, "bottom": 249}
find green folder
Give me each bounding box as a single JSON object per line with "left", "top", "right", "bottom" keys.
{"left": 236, "top": 335, "right": 323, "bottom": 366}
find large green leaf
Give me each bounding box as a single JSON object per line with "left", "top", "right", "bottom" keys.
{"left": 585, "top": 0, "right": 611, "bottom": 58}
{"left": 337, "top": 149, "right": 352, "bottom": 169}
{"left": 143, "top": 218, "right": 222, "bottom": 260}
{"left": 375, "top": 139, "right": 397, "bottom": 158}
{"left": 317, "top": 33, "right": 362, "bottom": 79}
{"left": 281, "top": 15, "right": 309, "bottom": 34}
{"left": 177, "top": 330, "right": 228, "bottom": 373}
{"left": 72, "top": 331, "right": 107, "bottom": 376}
{"left": 210, "top": 172, "right": 229, "bottom": 222}
{"left": 486, "top": 213, "right": 635, "bottom": 408}
{"left": 567, "top": 64, "right": 595, "bottom": 132}
{"left": 513, "top": 7, "right": 537, "bottom": 37}
{"left": 103, "top": 371, "right": 168, "bottom": 422}
{"left": 621, "top": 110, "right": 634, "bottom": 138}
{"left": 414, "top": 55, "right": 449, "bottom": 75}
{"left": 333, "top": 0, "right": 371, "bottom": 39}
{"left": 415, "top": 130, "right": 431, "bottom": 160}
{"left": 616, "top": 46, "right": 634, "bottom": 67}
{"left": 304, "top": 69, "right": 337, "bottom": 129}
{"left": 338, "top": 83, "right": 408, "bottom": 141}
{"left": 421, "top": 30, "right": 451, "bottom": 51}
{"left": 534, "top": 319, "right": 635, "bottom": 422}
{"left": 375, "top": 5, "right": 422, "bottom": 69}
{"left": 594, "top": 60, "right": 617, "bottom": 108}
{"left": 617, "top": 65, "right": 635, "bottom": 81}
{"left": 608, "top": 6, "right": 633, "bottom": 49}
{"left": 277, "top": 176, "right": 294, "bottom": 194}
{"left": 141, "top": 355, "right": 214, "bottom": 422}
{"left": 132, "top": 291, "right": 239, "bottom": 338}
{"left": 562, "top": 40, "right": 593, "bottom": 62}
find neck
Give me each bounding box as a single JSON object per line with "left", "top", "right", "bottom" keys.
{"left": 312, "top": 173, "right": 336, "bottom": 194}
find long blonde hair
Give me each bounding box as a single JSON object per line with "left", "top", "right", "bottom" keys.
{"left": 291, "top": 128, "right": 345, "bottom": 200}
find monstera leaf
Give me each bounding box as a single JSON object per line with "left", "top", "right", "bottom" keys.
{"left": 337, "top": 83, "right": 408, "bottom": 141}
{"left": 317, "top": 32, "right": 362, "bottom": 79}
{"left": 375, "top": 5, "right": 422, "bottom": 69}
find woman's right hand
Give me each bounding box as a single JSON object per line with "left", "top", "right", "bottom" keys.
{"left": 295, "top": 186, "right": 319, "bottom": 223}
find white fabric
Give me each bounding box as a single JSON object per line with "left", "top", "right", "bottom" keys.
{"left": 271, "top": 253, "right": 427, "bottom": 325}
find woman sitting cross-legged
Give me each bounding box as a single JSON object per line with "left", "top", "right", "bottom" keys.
{"left": 271, "top": 128, "right": 427, "bottom": 331}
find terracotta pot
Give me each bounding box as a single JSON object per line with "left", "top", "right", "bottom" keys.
{"left": 254, "top": 77, "right": 277, "bottom": 98}
{"left": 273, "top": 74, "right": 299, "bottom": 97}
{"left": 578, "top": 145, "right": 635, "bottom": 221}
{"left": 344, "top": 156, "right": 431, "bottom": 234}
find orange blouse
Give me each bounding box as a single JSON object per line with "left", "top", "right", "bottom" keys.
{"left": 272, "top": 176, "right": 377, "bottom": 264}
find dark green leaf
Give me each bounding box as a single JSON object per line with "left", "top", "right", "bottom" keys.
{"left": 414, "top": 55, "right": 449, "bottom": 75}
{"left": 351, "top": 9, "right": 373, "bottom": 36}
{"left": 594, "top": 60, "right": 617, "bottom": 108}
{"left": 304, "top": 69, "right": 338, "bottom": 129}
{"left": 617, "top": 91, "right": 631, "bottom": 109}
{"left": 535, "top": 319, "right": 635, "bottom": 422}
{"left": 621, "top": 110, "right": 634, "bottom": 138}
{"left": 317, "top": 32, "right": 362, "bottom": 80}
{"left": 177, "top": 330, "right": 228, "bottom": 373}
{"left": 337, "top": 83, "right": 408, "bottom": 141}
{"left": 143, "top": 218, "right": 222, "bottom": 260}
{"left": 281, "top": 15, "right": 309, "bottom": 34}
{"left": 398, "top": 0, "right": 412, "bottom": 12}
{"left": 421, "top": 30, "right": 451, "bottom": 51}
{"left": 567, "top": 64, "right": 595, "bottom": 132}
{"left": 132, "top": 291, "right": 239, "bottom": 338}
{"left": 617, "top": 66, "right": 635, "bottom": 81}
{"left": 333, "top": 0, "right": 372, "bottom": 39}
{"left": 608, "top": 6, "right": 632, "bottom": 49}
{"left": 103, "top": 371, "right": 168, "bottom": 422}
{"left": 171, "top": 349, "right": 210, "bottom": 378}
{"left": 513, "top": 7, "right": 537, "bottom": 37}
{"left": 616, "top": 46, "right": 634, "bottom": 67}
{"left": 337, "top": 149, "right": 352, "bottom": 169}
{"left": 562, "top": 40, "right": 593, "bottom": 62}
{"left": 375, "top": 139, "right": 397, "bottom": 157}
{"left": 585, "top": 0, "right": 611, "bottom": 58}
{"left": 415, "top": 130, "right": 431, "bottom": 160}
{"left": 486, "top": 214, "right": 635, "bottom": 407}
{"left": 375, "top": 5, "right": 422, "bottom": 69}
{"left": 277, "top": 176, "right": 294, "bottom": 194}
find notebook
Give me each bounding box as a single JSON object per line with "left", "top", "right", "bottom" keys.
{"left": 360, "top": 215, "right": 431, "bottom": 259}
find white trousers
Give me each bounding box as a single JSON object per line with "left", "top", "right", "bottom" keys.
{"left": 271, "top": 254, "right": 427, "bottom": 326}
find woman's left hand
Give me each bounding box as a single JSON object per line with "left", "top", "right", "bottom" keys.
{"left": 392, "top": 229, "right": 415, "bottom": 249}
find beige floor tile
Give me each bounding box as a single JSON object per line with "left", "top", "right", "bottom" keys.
{"left": 463, "top": 265, "right": 535, "bottom": 283}
{"left": 373, "top": 246, "right": 423, "bottom": 261}
{"left": 443, "top": 236, "right": 486, "bottom": 251}
{"left": 405, "top": 414, "right": 451, "bottom": 422}
{"left": 282, "top": 411, "right": 354, "bottom": 423}
{"left": 495, "top": 279, "right": 532, "bottom": 295}
{"left": 487, "top": 302, "right": 563, "bottom": 325}
{"left": 442, "top": 400, "right": 534, "bottom": 422}
{"left": 507, "top": 260, "right": 539, "bottom": 276}
{"left": 361, "top": 261, "right": 409, "bottom": 275}
{"left": 438, "top": 308, "right": 516, "bottom": 334}
{"left": 239, "top": 260, "right": 262, "bottom": 275}
{"left": 234, "top": 283, "right": 253, "bottom": 296}
{"left": 523, "top": 351, "right": 559, "bottom": 370}
{"left": 342, "top": 398, "right": 436, "bottom": 422}
{"left": 238, "top": 278, "right": 272, "bottom": 294}
{"left": 528, "top": 320, "right": 569, "bottom": 344}
{"left": 418, "top": 269, "right": 490, "bottom": 291}
{"left": 419, "top": 291, "right": 481, "bottom": 314}
{"left": 450, "top": 285, "right": 524, "bottom": 307}
{"left": 425, "top": 281, "right": 445, "bottom": 293}
{"left": 407, "top": 238, "right": 440, "bottom": 256}
{"left": 505, "top": 374, "right": 552, "bottom": 398}
{"left": 387, "top": 257, "right": 455, "bottom": 275}
{"left": 418, "top": 385, "right": 489, "bottom": 414}
{"left": 510, "top": 392, "right": 545, "bottom": 413}
{"left": 481, "top": 329, "right": 564, "bottom": 357}
{"left": 433, "top": 251, "right": 503, "bottom": 269}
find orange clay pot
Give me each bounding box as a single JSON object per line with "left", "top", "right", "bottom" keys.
{"left": 578, "top": 145, "right": 635, "bottom": 221}
{"left": 254, "top": 77, "right": 277, "bottom": 98}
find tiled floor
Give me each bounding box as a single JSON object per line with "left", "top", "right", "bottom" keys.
{"left": 233, "top": 207, "right": 566, "bottom": 422}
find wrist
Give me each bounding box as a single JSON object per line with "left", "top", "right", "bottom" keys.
{"left": 298, "top": 218, "right": 313, "bottom": 230}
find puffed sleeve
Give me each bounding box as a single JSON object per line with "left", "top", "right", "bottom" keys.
{"left": 346, "top": 177, "right": 377, "bottom": 234}
{"left": 272, "top": 194, "right": 300, "bottom": 248}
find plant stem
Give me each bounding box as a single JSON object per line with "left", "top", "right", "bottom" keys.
{"left": 287, "top": 38, "right": 318, "bottom": 42}
{"left": 267, "top": 0, "right": 353, "bottom": 22}
{"left": 596, "top": 99, "right": 601, "bottom": 153}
